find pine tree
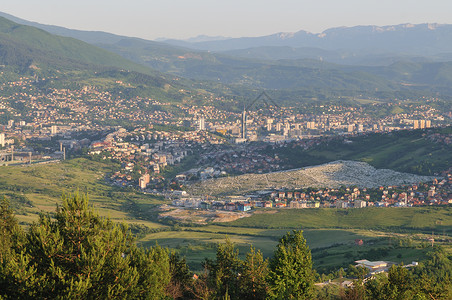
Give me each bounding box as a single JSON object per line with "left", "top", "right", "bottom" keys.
{"left": 412, "top": 247, "right": 452, "bottom": 299}
{"left": 340, "top": 279, "right": 367, "bottom": 300}
{"left": 239, "top": 246, "right": 269, "bottom": 300}
{"left": 167, "top": 252, "right": 192, "bottom": 299}
{"left": 205, "top": 238, "right": 242, "bottom": 299}
{"left": 0, "top": 197, "right": 28, "bottom": 297}
{"left": 0, "top": 193, "right": 171, "bottom": 299}
{"left": 382, "top": 265, "right": 413, "bottom": 300}
{"left": 268, "top": 230, "right": 315, "bottom": 299}
{"left": 0, "top": 197, "right": 19, "bottom": 263}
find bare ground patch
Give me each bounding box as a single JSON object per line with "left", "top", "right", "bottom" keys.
{"left": 159, "top": 208, "right": 251, "bottom": 224}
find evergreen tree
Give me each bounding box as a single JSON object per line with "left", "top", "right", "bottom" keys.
{"left": 205, "top": 238, "right": 242, "bottom": 299}
{"left": 268, "top": 230, "right": 315, "bottom": 299}
{"left": 340, "top": 279, "right": 367, "bottom": 300}
{"left": 381, "top": 265, "right": 413, "bottom": 300}
{"left": 238, "top": 246, "right": 269, "bottom": 300}
{"left": 0, "top": 197, "right": 19, "bottom": 263}
{"left": 0, "top": 193, "right": 170, "bottom": 299}
{"left": 167, "top": 252, "right": 192, "bottom": 299}
{"left": 189, "top": 269, "right": 212, "bottom": 300}
{"left": 363, "top": 249, "right": 452, "bottom": 300}
{"left": 0, "top": 197, "right": 28, "bottom": 297}
{"left": 412, "top": 247, "right": 452, "bottom": 299}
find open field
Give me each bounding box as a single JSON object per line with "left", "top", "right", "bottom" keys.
{"left": 1, "top": 158, "right": 451, "bottom": 272}
{"left": 0, "top": 158, "right": 167, "bottom": 229}
{"left": 226, "top": 207, "right": 452, "bottom": 233}
{"left": 138, "top": 225, "right": 439, "bottom": 272}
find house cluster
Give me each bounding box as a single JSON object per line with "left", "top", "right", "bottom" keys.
{"left": 89, "top": 126, "right": 227, "bottom": 188}
{"left": 171, "top": 175, "right": 452, "bottom": 213}
{"left": 171, "top": 195, "right": 273, "bottom": 212}
{"left": 196, "top": 143, "right": 284, "bottom": 175}
{"left": 97, "top": 142, "right": 188, "bottom": 188}
{"left": 0, "top": 75, "right": 189, "bottom": 141}
{"left": 264, "top": 178, "right": 452, "bottom": 208}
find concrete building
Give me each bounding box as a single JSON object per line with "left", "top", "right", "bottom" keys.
{"left": 420, "top": 120, "right": 426, "bottom": 129}
{"left": 354, "top": 200, "right": 367, "bottom": 208}
{"left": 241, "top": 111, "right": 247, "bottom": 139}
{"left": 355, "top": 260, "right": 388, "bottom": 274}
{"left": 336, "top": 201, "right": 349, "bottom": 209}
{"left": 306, "top": 121, "right": 316, "bottom": 129}
{"left": 198, "top": 117, "right": 205, "bottom": 131}
{"left": 0, "top": 133, "right": 5, "bottom": 148}
{"left": 139, "top": 173, "right": 150, "bottom": 189}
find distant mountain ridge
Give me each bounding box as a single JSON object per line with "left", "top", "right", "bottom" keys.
{"left": 3, "top": 11, "right": 452, "bottom": 58}
{"left": 3, "top": 11, "right": 452, "bottom": 99}
{"left": 162, "top": 23, "right": 452, "bottom": 55}
{"left": 4, "top": 10, "right": 452, "bottom": 68}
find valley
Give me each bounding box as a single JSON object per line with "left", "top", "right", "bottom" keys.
{"left": 0, "top": 9, "right": 452, "bottom": 298}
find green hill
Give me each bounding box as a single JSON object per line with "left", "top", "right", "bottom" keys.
{"left": 0, "top": 16, "right": 214, "bottom": 105}
{"left": 0, "top": 16, "right": 154, "bottom": 74}
{"left": 269, "top": 127, "right": 452, "bottom": 176}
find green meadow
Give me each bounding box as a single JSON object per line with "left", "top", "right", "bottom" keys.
{"left": 1, "top": 158, "right": 450, "bottom": 272}
{"left": 226, "top": 207, "right": 452, "bottom": 233}
{"left": 139, "top": 225, "right": 435, "bottom": 272}
{"left": 0, "top": 158, "right": 166, "bottom": 229}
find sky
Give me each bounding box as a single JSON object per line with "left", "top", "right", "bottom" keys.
{"left": 2, "top": 0, "right": 452, "bottom": 40}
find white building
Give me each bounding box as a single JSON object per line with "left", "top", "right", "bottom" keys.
{"left": 0, "top": 133, "right": 5, "bottom": 147}
{"left": 198, "top": 117, "right": 205, "bottom": 131}
{"left": 354, "top": 200, "right": 367, "bottom": 208}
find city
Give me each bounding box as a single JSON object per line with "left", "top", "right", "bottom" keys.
{"left": 1, "top": 4, "right": 452, "bottom": 299}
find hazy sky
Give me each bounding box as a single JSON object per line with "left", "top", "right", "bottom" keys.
{"left": 2, "top": 0, "right": 452, "bottom": 40}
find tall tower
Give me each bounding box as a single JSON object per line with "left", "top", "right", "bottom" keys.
{"left": 197, "top": 117, "right": 205, "bottom": 131}
{"left": 0, "top": 133, "right": 5, "bottom": 148}
{"left": 241, "top": 109, "right": 247, "bottom": 139}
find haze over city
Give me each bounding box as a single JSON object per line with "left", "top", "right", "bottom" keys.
{"left": 2, "top": 0, "right": 452, "bottom": 39}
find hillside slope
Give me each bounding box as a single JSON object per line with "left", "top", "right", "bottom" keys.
{"left": 0, "top": 16, "right": 154, "bottom": 74}
{"left": 188, "top": 160, "right": 434, "bottom": 196}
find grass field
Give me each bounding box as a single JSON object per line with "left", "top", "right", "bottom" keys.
{"left": 1, "top": 158, "right": 450, "bottom": 272}
{"left": 138, "top": 225, "right": 438, "bottom": 272}
{"left": 0, "top": 158, "right": 167, "bottom": 229}
{"left": 225, "top": 207, "right": 452, "bottom": 234}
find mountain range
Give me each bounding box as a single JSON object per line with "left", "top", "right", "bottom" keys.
{"left": 4, "top": 10, "right": 452, "bottom": 65}
{"left": 0, "top": 14, "right": 207, "bottom": 105}
{"left": 2, "top": 11, "right": 452, "bottom": 101}
{"left": 162, "top": 23, "right": 452, "bottom": 55}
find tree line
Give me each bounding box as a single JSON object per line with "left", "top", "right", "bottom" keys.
{"left": 1, "top": 194, "right": 451, "bottom": 299}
